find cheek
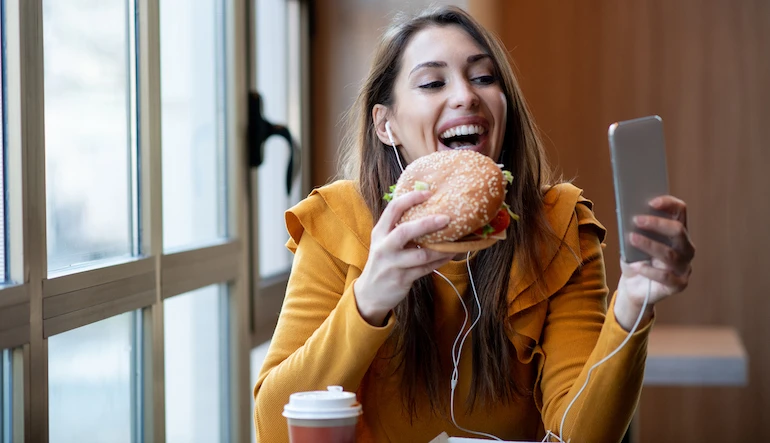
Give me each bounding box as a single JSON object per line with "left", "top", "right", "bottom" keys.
{"left": 492, "top": 91, "right": 508, "bottom": 157}
{"left": 497, "top": 91, "right": 508, "bottom": 128}
{"left": 407, "top": 107, "right": 441, "bottom": 141}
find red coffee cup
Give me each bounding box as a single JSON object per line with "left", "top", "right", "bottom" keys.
{"left": 283, "top": 386, "right": 362, "bottom": 443}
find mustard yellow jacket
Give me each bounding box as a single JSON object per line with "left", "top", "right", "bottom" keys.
{"left": 254, "top": 180, "right": 651, "bottom": 443}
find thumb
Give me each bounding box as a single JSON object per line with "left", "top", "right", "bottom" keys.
{"left": 620, "top": 260, "right": 647, "bottom": 276}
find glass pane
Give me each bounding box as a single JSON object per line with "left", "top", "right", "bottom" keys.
{"left": 160, "top": 0, "right": 227, "bottom": 252}
{"left": 1, "top": 349, "right": 11, "bottom": 443}
{"left": 43, "top": 0, "right": 137, "bottom": 273}
{"left": 250, "top": 341, "right": 270, "bottom": 443}
{"left": 164, "top": 285, "right": 228, "bottom": 443}
{"left": 49, "top": 312, "right": 136, "bottom": 443}
{"left": 255, "top": 0, "right": 301, "bottom": 277}
{"left": 1, "top": 0, "right": 6, "bottom": 283}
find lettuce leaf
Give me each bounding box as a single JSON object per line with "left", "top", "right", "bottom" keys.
{"left": 382, "top": 184, "right": 397, "bottom": 202}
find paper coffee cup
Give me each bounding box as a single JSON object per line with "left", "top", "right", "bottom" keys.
{"left": 283, "top": 386, "right": 362, "bottom": 443}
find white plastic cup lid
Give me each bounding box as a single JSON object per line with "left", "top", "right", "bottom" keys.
{"left": 283, "top": 386, "right": 362, "bottom": 420}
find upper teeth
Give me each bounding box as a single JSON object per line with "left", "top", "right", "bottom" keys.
{"left": 440, "top": 125, "right": 486, "bottom": 139}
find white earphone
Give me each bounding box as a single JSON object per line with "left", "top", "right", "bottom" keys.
{"left": 384, "top": 121, "right": 405, "bottom": 172}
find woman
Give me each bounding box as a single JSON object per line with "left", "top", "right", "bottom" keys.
{"left": 253, "top": 5, "right": 694, "bottom": 443}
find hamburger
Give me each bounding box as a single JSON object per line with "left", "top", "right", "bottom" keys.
{"left": 383, "top": 150, "right": 519, "bottom": 253}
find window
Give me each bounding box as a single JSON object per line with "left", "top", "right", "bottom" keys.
{"left": 160, "top": 1, "right": 234, "bottom": 442}
{"left": 0, "top": 349, "right": 11, "bottom": 443}
{"left": 42, "top": 0, "right": 138, "bottom": 273}
{"left": 161, "top": 0, "right": 228, "bottom": 252}
{"left": 0, "top": 0, "right": 299, "bottom": 439}
{"left": 249, "top": 1, "right": 311, "bottom": 440}
{"left": 255, "top": 0, "right": 305, "bottom": 278}
{"left": 1, "top": 0, "right": 6, "bottom": 283}
{"left": 48, "top": 312, "right": 140, "bottom": 443}
{"left": 160, "top": 0, "right": 230, "bottom": 443}
{"left": 249, "top": 341, "right": 270, "bottom": 443}
{"left": 164, "top": 285, "right": 229, "bottom": 443}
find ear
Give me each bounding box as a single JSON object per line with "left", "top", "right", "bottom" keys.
{"left": 372, "top": 104, "right": 398, "bottom": 146}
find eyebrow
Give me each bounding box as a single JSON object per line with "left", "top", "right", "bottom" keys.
{"left": 408, "top": 53, "right": 492, "bottom": 77}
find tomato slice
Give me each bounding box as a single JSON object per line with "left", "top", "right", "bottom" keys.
{"left": 473, "top": 208, "right": 510, "bottom": 237}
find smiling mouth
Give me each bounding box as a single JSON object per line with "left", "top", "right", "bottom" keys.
{"left": 439, "top": 124, "right": 487, "bottom": 149}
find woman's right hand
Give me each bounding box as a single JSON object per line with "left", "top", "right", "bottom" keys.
{"left": 354, "top": 190, "right": 455, "bottom": 326}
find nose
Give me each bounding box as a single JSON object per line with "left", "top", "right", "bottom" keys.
{"left": 448, "top": 79, "right": 479, "bottom": 110}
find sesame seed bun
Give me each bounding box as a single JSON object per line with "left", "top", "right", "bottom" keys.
{"left": 392, "top": 150, "right": 507, "bottom": 253}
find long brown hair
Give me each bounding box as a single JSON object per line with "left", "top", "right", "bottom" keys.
{"left": 338, "top": 5, "right": 560, "bottom": 418}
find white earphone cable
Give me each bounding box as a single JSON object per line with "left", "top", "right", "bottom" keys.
{"left": 432, "top": 251, "right": 504, "bottom": 442}
{"left": 385, "top": 121, "right": 406, "bottom": 173}
{"left": 551, "top": 278, "right": 653, "bottom": 442}
{"left": 391, "top": 135, "right": 501, "bottom": 439}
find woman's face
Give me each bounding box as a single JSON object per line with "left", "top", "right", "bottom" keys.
{"left": 376, "top": 25, "right": 507, "bottom": 164}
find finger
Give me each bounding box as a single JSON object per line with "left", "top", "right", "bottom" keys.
{"left": 633, "top": 215, "right": 695, "bottom": 262}
{"left": 630, "top": 261, "right": 690, "bottom": 294}
{"left": 376, "top": 191, "right": 433, "bottom": 236}
{"left": 387, "top": 215, "right": 450, "bottom": 249}
{"left": 397, "top": 247, "right": 455, "bottom": 269}
{"left": 629, "top": 232, "right": 692, "bottom": 274}
{"left": 633, "top": 215, "right": 686, "bottom": 239}
{"left": 649, "top": 195, "right": 687, "bottom": 226}
{"left": 403, "top": 255, "right": 455, "bottom": 282}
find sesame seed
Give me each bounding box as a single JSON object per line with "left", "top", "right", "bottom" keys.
{"left": 392, "top": 150, "right": 507, "bottom": 242}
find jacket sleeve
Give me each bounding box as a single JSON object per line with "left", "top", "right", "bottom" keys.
{"left": 538, "top": 205, "right": 653, "bottom": 443}
{"left": 253, "top": 231, "right": 394, "bottom": 443}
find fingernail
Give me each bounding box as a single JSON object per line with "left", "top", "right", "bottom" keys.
{"left": 633, "top": 216, "right": 645, "bottom": 226}
{"left": 649, "top": 197, "right": 662, "bottom": 207}
{"left": 435, "top": 215, "right": 450, "bottom": 225}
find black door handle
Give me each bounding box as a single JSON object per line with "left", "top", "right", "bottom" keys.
{"left": 248, "top": 91, "right": 298, "bottom": 195}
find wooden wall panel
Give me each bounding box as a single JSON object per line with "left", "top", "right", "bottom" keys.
{"left": 310, "top": 0, "right": 467, "bottom": 186}
{"left": 475, "top": 0, "right": 770, "bottom": 441}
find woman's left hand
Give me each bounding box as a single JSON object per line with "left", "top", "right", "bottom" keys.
{"left": 614, "top": 195, "right": 696, "bottom": 330}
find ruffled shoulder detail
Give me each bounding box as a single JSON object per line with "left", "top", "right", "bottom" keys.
{"left": 285, "top": 180, "right": 373, "bottom": 271}
{"left": 506, "top": 183, "right": 607, "bottom": 347}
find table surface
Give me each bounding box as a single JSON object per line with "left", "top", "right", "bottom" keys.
{"left": 643, "top": 325, "right": 748, "bottom": 386}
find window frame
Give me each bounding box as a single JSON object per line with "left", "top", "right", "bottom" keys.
{"left": 0, "top": 0, "right": 253, "bottom": 441}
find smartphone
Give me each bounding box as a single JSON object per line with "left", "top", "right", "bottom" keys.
{"left": 608, "top": 115, "right": 671, "bottom": 263}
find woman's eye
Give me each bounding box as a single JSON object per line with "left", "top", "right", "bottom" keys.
{"left": 419, "top": 81, "right": 444, "bottom": 89}
{"left": 472, "top": 75, "right": 496, "bottom": 85}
